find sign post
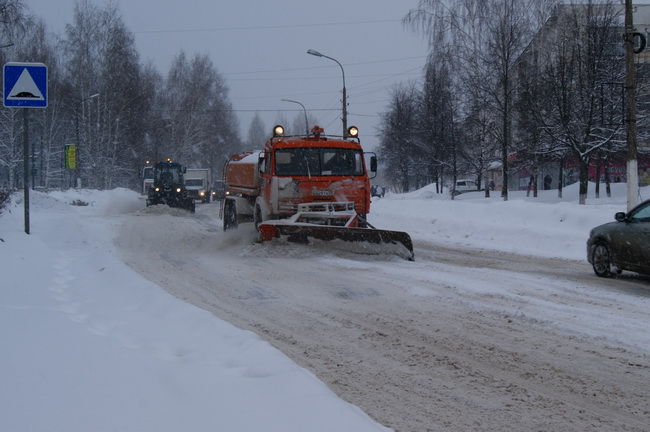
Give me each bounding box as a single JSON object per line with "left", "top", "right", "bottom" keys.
{"left": 3, "top": 62, "right": 48, "bottom": 234}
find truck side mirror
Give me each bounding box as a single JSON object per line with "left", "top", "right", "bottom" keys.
{"left": 370, "top": 156, "right": 377, "bottom": 173}
{"left": 183, "top": 167, "right": 187, "bottom": 173}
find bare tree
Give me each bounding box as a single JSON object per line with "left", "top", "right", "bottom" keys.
{"left": 416, "top": 57, "right": 457, "bottom": 193}
{"left": 17, "top": 17, "right": 68, "bottom": 189}
{"left": 533, "top": 1, "right": 625, "bottom": 204}
{"left": 0, "top": 0, "right": 26, "bottom": 188}
{"left": 378, "top": 83, "right": 420, "bottom": 192}
{"left": 161, "top": 52, "right": 240, "bottom": 175}
{"left": 406, "top": 0, "right": 538, "bottom": 200}
{"left": 246, "top": 113, "right": 266, "bottom": 149}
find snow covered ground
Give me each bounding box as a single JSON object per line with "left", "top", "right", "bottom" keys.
{"left": 373, "top": 181, "right": 650, "bottom": 260}
{"left": 0, "top": 189, "right": 388, "bottom": 432}
{"left": 1, "top": 182, "right": 648, "bottom": 431}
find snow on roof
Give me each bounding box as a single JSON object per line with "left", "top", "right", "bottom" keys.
{"left": 488, "top": 160, "right": 502, "bottom": 170}
{"left": 230, "top": 151, "right": 262, "bottom": 164}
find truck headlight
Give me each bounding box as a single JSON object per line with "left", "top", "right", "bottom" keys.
{"left": 176, "top": 187, "right": 181, "bottom": 193}
{"left": 199, "top": 191, "right": 205, "bottom": 196}
{"left": 155, "top": 187, "right": 160, "bottom": 192}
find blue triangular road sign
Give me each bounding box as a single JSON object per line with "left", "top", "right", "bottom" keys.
{"left": 3, "top": 62, "right": 48, "bottom": 108}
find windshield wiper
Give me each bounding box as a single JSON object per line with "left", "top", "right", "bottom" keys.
{"left": 303, "top": 155, "right": 312, "bottom": 179}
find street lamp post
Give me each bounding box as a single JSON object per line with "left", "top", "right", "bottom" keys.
{"left": 281, "top": 98, "right": 309, "bottom": 135}
{"left": 624, "top": 0, "right": 639, "bottom": 211}
{"left": 307, "top": 49, "right": 347, "bottom": 137}
{"left": 75, "top": 93, "right": 99, "bottom": 188}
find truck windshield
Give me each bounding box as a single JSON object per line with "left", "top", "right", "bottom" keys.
{"left": 275, "top": 148, "right": 363, "bottom": 176}
{"left": 143, "top": 167, "right": 153, "bottom": 179}
{"left": 185, "top": 179, "right": 203, "bottom": 187}
{"left": 155, "top": 165, "right": 181, "bottom": 185}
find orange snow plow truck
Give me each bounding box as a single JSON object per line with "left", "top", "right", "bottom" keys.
{"left": 221, "top": 125, "right": 414, "bottom": 260}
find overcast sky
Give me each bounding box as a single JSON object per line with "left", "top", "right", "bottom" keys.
{"left": 26, "top": 0, "right": 430, "bottom": 151}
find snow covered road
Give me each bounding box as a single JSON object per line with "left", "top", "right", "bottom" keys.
{"left": 117, "top": 200, "right": 650, "bottom": 432}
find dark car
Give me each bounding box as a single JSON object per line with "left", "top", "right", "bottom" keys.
{"left": 587, "top": 199, "right": 650, "bottom": 277}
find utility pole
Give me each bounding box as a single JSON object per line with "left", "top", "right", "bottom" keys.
{"left": 307, "top": 49, "right": 348, "bottom": 137}
{"left": 624, "top": 0, "right": 639, "bottom": 211}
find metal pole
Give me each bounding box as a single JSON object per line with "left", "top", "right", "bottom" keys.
{"left": 40, "top": 127, "right": 44, "bottom": 188}
{"left": 306, "top": 50, "right": 347, "bottom": 137}
{"left": 281, "top": 98, "right": 309, "bottom": 135}
{"left": 31, "top": 127, "right": 35, "bottom": 190}
{"left": 23, "top": 109, "right": 30, "bottom": 234}
{"left": 322, "top": 55, "right": 348, "bottom": 137}
{"left": 75, "top": 105, "right": 80, "bottom": 188}
{"left": 624, "top": 0, "right": 639, "bottom": 211}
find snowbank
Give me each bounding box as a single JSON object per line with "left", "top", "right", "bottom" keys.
{"left": 372, "top": 182, "right": 650, "bottom": 260}
{"left": 0, "top": 189, "right": 389, "bottom": 432}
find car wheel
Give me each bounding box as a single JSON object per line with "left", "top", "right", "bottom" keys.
{"left": 592, "top": 243, "right": 612, "bottom": 277}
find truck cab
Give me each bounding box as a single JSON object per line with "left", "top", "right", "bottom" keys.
{"left": 257, "top": 126, "right": 374, "bottom": 222}
{"left": 184, "top": 168, "right": 212, "bottom": 203}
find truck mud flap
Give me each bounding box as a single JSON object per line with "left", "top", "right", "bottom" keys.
{"left": 262, "top": 224, "right": 414, "bottom": 261}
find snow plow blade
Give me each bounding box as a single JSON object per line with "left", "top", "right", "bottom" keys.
{"left": 260, "top": 223, "right": 414, "bottom": 261}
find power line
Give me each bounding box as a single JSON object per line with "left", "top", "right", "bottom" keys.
{"left": 227, "top": 71, "right": 425, "bottom": 82}
{"left": 133, "top": 18, "right": 401, "bottom": 35}
{"left": 228, "top": 66, "right": 423, "bottom": 101}
{"left": 350, "top": 65, "right": 424, "bottom": 91}
{"left": 152, "top": 108, "right": 341, "bottom": 113}
{"left": 349, "top": 112, "right": 381, "bottom": 118}
{"left": 222, "top": 55, "right": 427, "bottom": 76}
{"left": 350, "top": 99, "right": 392, "bottom": 105}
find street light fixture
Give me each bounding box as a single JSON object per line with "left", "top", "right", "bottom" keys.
{"left": 75, "top": 93, "right": 100, "bottom": 188}
{"left": 281, "top": 98, "right": 309, "bottom": 135}
{"left": 306, "top": 49, "right": 347, "bottom": 137}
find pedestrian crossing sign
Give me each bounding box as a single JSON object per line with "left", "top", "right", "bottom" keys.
{"left": 3, "top": 62, "right": 48, "bottom": 108}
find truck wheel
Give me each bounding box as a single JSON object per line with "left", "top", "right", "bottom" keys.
{"left": 357, "top": 213, "right": 368, "bottom": 228}
{"left": 223, "top": 200, "right": 237, "bottom": 230}
{"left": 254, "top": 204, "right": 263, "bottom": 230}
